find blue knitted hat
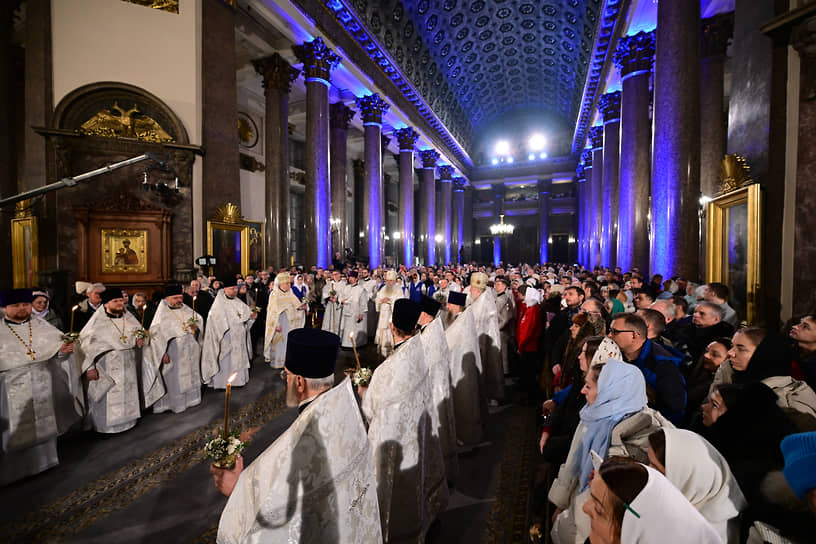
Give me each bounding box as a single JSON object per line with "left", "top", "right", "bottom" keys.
{"left": 781, "top": 431, "right": 816, "bottom": 500}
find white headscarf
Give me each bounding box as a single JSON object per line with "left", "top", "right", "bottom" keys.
{"left": 524, "top": 286, "right": 540, "bottom": 306}
{"left": 622, "top": 465, "right": 723, "bottom": 544}
{"left": 590, "top": 337, "right": 623, "bottom": 367}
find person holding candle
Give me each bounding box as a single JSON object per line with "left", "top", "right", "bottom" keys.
{"left": 0, "top": 288, "right": 81, "bottom": 485}
{"left": 339, "top": 270, "right": 369, "bottom": 350}
{"left": 212, "top": 328, "right": 383, "bottom": 543}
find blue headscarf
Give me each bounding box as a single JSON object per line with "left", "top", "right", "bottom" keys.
{"left": 572, "top": 358, "right": 648, "bottom": 491}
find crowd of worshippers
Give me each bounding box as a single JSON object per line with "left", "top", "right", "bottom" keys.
{"left": 3, "top": 262, "right": 816, "bottom": 544}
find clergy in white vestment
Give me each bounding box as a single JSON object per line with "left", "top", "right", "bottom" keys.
{"left": 202, "top": 278, "right": 257, "bottom": 389}
{"left": 144, "top": 285, "right": 204, "bottom": 414}
{"left": 444, "top": 290, "right": 485, "bottom": 447}
{"left": 321, "top": 270, "right": 345, "bottom": 336}
{"left": 340, "top": 270, "right": 369, "bottom": 348}
{"left": 360, "top": 299, "right": 443, "bottom": 543}
{"left": 360, "top": 268, "right": 379, "bottom": 340}
{"left": 374, "top": 270, "right": 405, "bottom": 358}
{"left": 0, "top": 289, "right": 80, "bottom": 486}
{"left": 211, "top": 328, "right": 382, "bottom": 544}
{"left": 468, "top": 272, "right": 505, "bottom": 404}
{"left": 78, "top": 287, "right": 150, "bottom": 433}
{"left": 418, "top": 295, "right": 458, "bottom": 486}
{"left": 263, "top": 272, "right": 303, "bottom": 368}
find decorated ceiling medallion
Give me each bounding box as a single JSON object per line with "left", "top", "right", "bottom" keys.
{"left": 238, "top": 112, "right": 259, "bottom": 149}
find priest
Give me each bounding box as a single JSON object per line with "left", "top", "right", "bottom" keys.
{"left": 374, "top": 270, "right": 405, "bottom": 358}
{"left": 144, "top": 284, "right": 204, "bottom": 414}
{"left": 211, "top": 328, "right": 382, "bottom": 543}
{"left": 78, "top": 286, "right": 150, "bottom": 433}
{"left": 0, "top": 289, "right": 80, "bottom": 485}
{"left": 263, "top": 272, "right": 303, "bottom": 369}
{"left": 202, "top": 277, "right": 257, "bottom": 389}
{"left": 445, "top": 290, "right": 484, "bottom": 447}
{"left": 321, "top": 270, "right": 345, "bottom": 336}
{"left": 467, "top": 272, "right": 505, "bottom": 405}
{"left": 340, "top": 270, "right": 368, "bottom": 348}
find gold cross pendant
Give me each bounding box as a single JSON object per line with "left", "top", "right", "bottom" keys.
{"left": 120, "top": 334, "right": 128, "bottom": 344}
{"left": 28, "top": 349, "right": 35, "bottom": 361}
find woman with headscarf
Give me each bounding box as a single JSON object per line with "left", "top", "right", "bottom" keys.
{"left": 290, "top": 274, "right": 309, "bottom": 328}
{"left": 517, "top": 285, "right": 542, "bottom": 404}
{"left": 647, "top": 428, "right": 746, "bottom": 543}
{"left": 31, "top": 290, "right": 64, "bottom": 331}
{"left": 549, "top": 352, "right": 674, "bottom": 544}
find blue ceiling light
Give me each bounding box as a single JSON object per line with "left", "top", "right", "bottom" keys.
{"left": 528, "top": 153, "right": 535, "bottom": 161}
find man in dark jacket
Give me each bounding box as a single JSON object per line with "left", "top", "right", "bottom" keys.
{"left": 675, "top": 301, "right": 735, "bottom": 363}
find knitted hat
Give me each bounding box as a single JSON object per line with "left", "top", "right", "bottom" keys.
{"left": 781, "top": 431, "right": 816, "bottom": 500}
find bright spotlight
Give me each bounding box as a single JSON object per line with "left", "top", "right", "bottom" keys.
{"left": 491, "top": 158, "right": 499, "bottom": 165}
{"left": 540, "top": 152, "right": 547, "bottom": 159}
{"left": 529, "top": 133, "right": 546, "bottom": 151}
{"left": 392, "top": 231, "right": 401, "bottom": 240}
{"left": 507, "top": 156, "right": 514, "bottom": 164}
{"left": 528, "top": 153, "right": 535, "bottom": 161}
{"left": 494, "top": 140, "right": 510, "bottom": 155}
{"left": 434, "top": 234, "right": 443, "bottom": 243}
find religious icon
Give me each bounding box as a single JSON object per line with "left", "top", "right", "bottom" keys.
{"left": 101, "top": 229, "right": 148, "bottom": 273}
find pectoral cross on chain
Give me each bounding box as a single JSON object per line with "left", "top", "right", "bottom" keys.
{"left": 27, "top": 348, "right": 36, "bottom": 360}
{"left": 120, "top": 334, "right": 129, "bottom": 344}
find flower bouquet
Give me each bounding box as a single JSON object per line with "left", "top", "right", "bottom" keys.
{"left": 134, "top": 328, "right": 150, "bottom": 340}
{"left": 250, "top": 306, "right": 262, "bottom": 314}
{"left": 434, "top": 292, "right": 445, "bottom": 303}
{"left": 329, "top": 289, "right": 337, "bottom": 299}
{"left": 204, "top": 430, "right": 249, "bottom": 469}
{"left": 352, "top": 367, "right": 373, "bottom": 387}
{"left": 61, "top": 332, "right": 80, "bottom": 344}
{"left": 186, "top": 315, "right": 200, "bottom": 327}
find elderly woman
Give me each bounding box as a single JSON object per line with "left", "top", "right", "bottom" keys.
{"left": 31, "top": 290, "right": 64, "bottom": 331}
{"left": 549, "top": 345, "right": 674, "bottom": 544}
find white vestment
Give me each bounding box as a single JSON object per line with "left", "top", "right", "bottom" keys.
{"left": 263, "top": 287, "right": 302, "bottom": 368}
{"left": 202, "top": 292, "right": 255, "bottom": 389}
{"left": 78, "top": 308, "right": 149, "bottom": 433}
{"left": 145, "top": 301, "right": 204, "bottom": 414}
{"left": 218, "top": 379, "right": 382, "bottom": 544}
{"left": 470, "top": 290, "right": 505, "bottom": 401}
{"left": 0, "top": 317, "right": 80, "bottom": 485}
{"left": 374, "top": 285, "right": 405, "bottom": 358}
{"left": 321, "top": 280, "right": 345, "bottom": 336}
{"left": 362, "top": 335, "right": 442, "bottom": 543}
{"left": 340, "top": 283, "right": 369, "bottom": 348}
{"left": 445, "top": 310, "right": 484, "bottom": 446}
{"left": 360, "top": 278, "right": 379, "bottom": 339}
{"left": 420, "top": 317, "right": 458, "bottom": 484}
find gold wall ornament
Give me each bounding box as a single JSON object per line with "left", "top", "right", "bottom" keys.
{"left": 12, "top": 201, "right": 38, "bottom": 288}
{"left": 120, "top": 0, "right": 179, "bottom": 13}
{"left": 212, "top": 202, "right": 244, "bottom": 224}
{"left": 717, "top": 154, "right": 753, "bottom": 195}
{"left": 79, "top": 101, "right": 174, "bottom": 143}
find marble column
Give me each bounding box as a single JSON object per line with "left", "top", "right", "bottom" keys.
{"left": 599, "top": 91, "right": 622, "bottom": 268}
{"left": 293, "top": 38, "right": 340, "bottom": 269}
{"left": 394, "top": 128, "right": 419, "bottom": 265}
{"left": 615, "top": 30, "right": 655, "bottom": 274}
{"left": 463, "top": 187, "right": 474, "bottom": 264}
{"left": 492, "top": 183, "right": 506, "bottom": 266}
{"left": 253, "top": 54, "right": 298, "bottom": 269}
{"left": 575, "top": 165, "right": 587, "bottom": 267}
{"left": 588, "top": 126, "right": 604, "bottom": 268}
{"left": 539, "top": 179, "right": 552, "bottom": 264}
{"left": 354, "top": 94, "right": 389, "bottom": 268}
{"left": 580, "top": 149, "right": 593, "bottom": 267}
{"left": 700, "top": 15, "right": 733, "bottom": 198}
{"left": 453, "top": 177, "right": 466, "bottom": 264}
{"left": 329, "top": 102, "right": 354, "bottom": 260}
{"left": 22, "top": 0, "right": 51, "bottom": 194}
{"left": 652, "top": 0, "right": 701, "bottom": 279}
{"left": 418, "top": 149, "right": 439, "bottom": 265}
{"left": 352, "top": 158, "right": 365, "bottom": 257}
{"left": 437, "top": 165, "right": 454, "bottom": 264}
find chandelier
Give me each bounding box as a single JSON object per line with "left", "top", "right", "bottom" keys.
{"left": 489, "top": 214, "right": 515, "bottom": 237}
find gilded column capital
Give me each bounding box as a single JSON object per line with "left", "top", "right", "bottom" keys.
{"left": 581, "top": 148, "right": 593, "bottom": 168}
{"left": 452, "top": 176, "right": 467, "bottom": 191}
{"left": 329, "top": 102, "right": 355, "bottom": 130}
{"left": 588, "top": 126, "right": 604, "bottom": 149}
{"left": 701, "top": 13, "right": 733, "bottom": 59}
{"left": 576, "top": 163, "right": 587, "bottom": 182}
{"left": 253, "top": 53, "right": 299, "bottom": 94}
{"left": 419, "top": 149, "right": 440, "bottom": 168}
{"left": 598, "top": 91, "right": 622, "bottom": 123}
{"left": 614, "top": 30, "right": 656, "bottom": 76}
{"left": 355, "top": 93, "right": 390, "bottom": 124}
{"left": 394, "top": 127, "right": 420, "bottom": 150}
{"left": 438, "top": 165, "right": 454, "bottom": 180}
{"left": 292, "top": 37, "right": 341, "bottom": 82}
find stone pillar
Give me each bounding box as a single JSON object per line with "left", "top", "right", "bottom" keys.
{"left": 437, "top": 165, "right": 454, "bottom": 264}
{"left": 492, "top": 184, "right": 506, "bottom": 266}
{"left": 329, "top": 102, "right": 354, "bottom": 260}
{"left": 599, "top": 91, "right": 622, "bottom": 268}
{"left": 615, "top": 30, "right": 655, "bottom": 274}
{"left": 293, "top": 38, "right": 340, "bottom": 269}
{"left": 652, "top": 0, "right": 701, "bottom": 279}
{"left": 418, "top": 149, "right": 439, "bottom": 265}
{"left": 588, "top": 126, "right": 604, "bottom": 268}
{"left": 700, "top": 15, "right": 733, "bottom": 198}
{"left": 580, "top": 149, "right": 593, "bottom": 267}
{"left": 539, "top": 179, "right": 552, "bottom": 264}
{"left": 352, "top": 158, "right": 365, "bottom": 257}
{"left": 575, "top": 166, "right": 587, "bottom": 267}
{"left": 22, "top": 0, "right": 52, "bottom": 194}
{"left": 453, "top": 177, "right": 466, "bottom": 264}
{"left": 463, "top": 187, "right": 474, "bottom": 264}
{"left": 253, "top": 54, "right": 298, "bottom": 269}
{"left": 395, "top": 128, "right": 419, "bottom": 265}
{"left": 354, "top": 94, "right": 389, "bottom": 268}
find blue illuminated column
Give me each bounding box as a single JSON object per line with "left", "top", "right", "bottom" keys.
{"left": 599, "top": 91, "right": 622, "bottom": 269}
{"left": 394, "top": 128, "right": 419, "bottom": 266}
{"left": 418, "top": 149, "right": 439, "bottom": 265}
{"left": 615, "top": 31, "right": 655, "bottom": 274}
{"left": 580, "top": 149, "right": 593, "bottom": 267}
{"left": 293, "top": 38, "right": 339, "bottom": 269}
{"left": 652, "top": 0, "right": 701, "bottom": 278}
{"left": 539, "top": 179, "right": 552, "bottom": 264}
{"left": 354, "top": 94, "right": 390, "bottom": 269}
{"left": 437, "top": 165, "right": 454, "bottom": 264}
{"left": 452, "top": 177, "right": 466, "bottom": 264}
{"left": 492, "top": 184, "right": 506, "bottom": 267}
{"left": 588, "top": 126, "right": 604, "bottom": 268}
{"left": 329, "top": 102, "right": 355, "bottom": 260}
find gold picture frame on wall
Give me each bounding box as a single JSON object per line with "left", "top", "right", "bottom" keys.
{"left": 12, "top": 215, "right": 38, "bottom": 288}
{"left": 706, "top": 183, "right": 762, "bottom": 325}
{"left": 207, "top": 221, "right": 249, "bottom": 280}
{"left": 101, "top": 229, "right": 149, "bottom": 273}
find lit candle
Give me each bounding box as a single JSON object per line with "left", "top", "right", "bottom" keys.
{"left": 224, "top": 372, "right": 238, "bottom": 438}
{"left": 70, "top": 305, "right": 79, "bottom": 333}
{"left": 141, "top": 304, "right": 147, "bottom": 329}
{"left": 192, "top": 295, "right": 197, "bottom": 314}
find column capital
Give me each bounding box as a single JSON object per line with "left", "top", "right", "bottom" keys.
{"left": 394, "top": 127, "right": 420, "bottom": 150}
{"left": 452, "top": 176, "right": 467, "bottom": 191}
{"left": 614, "top": 30, "right": 656, "bottom": 77}
{"left": 253, "top": 53, "right": 300, "bottom": 93}
{"left": 329, "top": 102, "right": 355, "bottom": 130}
{"left": 419, "top": 149, "right": 440, "bottom": 168}
{"left": 355, "top": 93, "right": 390, "bottom": 124}
{"left": 588, "top": 126, "right": 604, "bottom": 149}
{"left": 581, "top": 148, "right": 593, "bottom": 168}
{"left": 701, "top": 13, "right": 733, "bottom": 59}
{"left": 292, "top": 37, "right": 340, "bottom": 83}
{"left": 438, "top": 165, "right": 454, "bottom": 180}
{"left": 598, "top": 91, "right": 622, "bottom": 123}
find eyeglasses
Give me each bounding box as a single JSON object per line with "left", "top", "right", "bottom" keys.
{"left": 608, "top": 328, "right": 636, "bottom": 336}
